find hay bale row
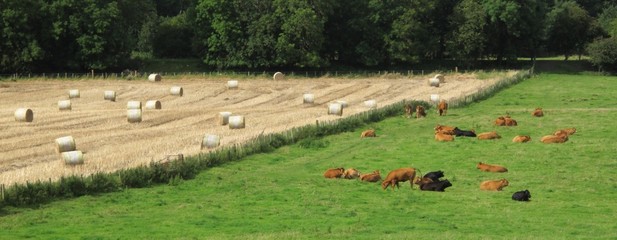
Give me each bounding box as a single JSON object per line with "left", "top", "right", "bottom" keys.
{"left": 328, "top": 103, "right": 343, "bottom": 116}
{"left": 170, "top": 86, "right": 183, "bottom": 96}
{"left": 201, "top": 134, "right": 220, "bottom": 149}
{"left": 273, "top": 72, "right": 285, "bottom": 81}
{"left": 14, "top": 108, "right": 33, "bottom": 122}
{"left": 58, "top": 100, "right": 72, "bottom": 111}
{"left": 229, "top": 115, "right": 245, "bottom": 129}
{"left": 303, "top": 93, "right": 315, "bottom": 104}
{"left": 145, "top": 100, "right": 161, "bottom": 110}
{"left": 104, "top": 90, "right": 116, "bottom": 101}
{"left": 148, "top": 73, "right": 161, "bottom": 82}
{"left": 227, "top": 80, "right": 238, "bottom": 89}
{"left": 127, "top": 109, "right": 142, "bottom": 123}
{"left": 218, "top": 112, "right": 232, "bottom": 125}
{"left": 55, "top": 136, "right": 83, "bottom": 165}
{"left": 69, "top": 89, "right": 80, "bottom": 98}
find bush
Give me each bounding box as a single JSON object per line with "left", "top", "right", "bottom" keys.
{"left": 87, "top": 173, "right": 121, "bottom": 194}
{"left": 587, "top": 37, "right": 617, "bottom": 73}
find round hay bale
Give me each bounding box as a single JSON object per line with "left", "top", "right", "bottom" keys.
{"left": 429, "top": 77, "right": 440, "bottom": 87}
{"left": 104, "top": 90, "right": 116, "bottom": 101}
{"left": 55, "top": 136, "right": 76, "bottom": 153}
{"left": 434, "top": 74, "right": 445, "bottom": 83}
{"left": 201, "top": 134, "right": 220, "bottom": 149}
{"left": 273, "top": 72, "right": 285, "bottom": 81}
{"left": 218, "top": 112, "right": 232, "bottom": 125}
{"left": 127, "top": 101, "right": 142, "bottom": 110}
{"left": 145, "top": 100, "right": 161, "bottom": 110}
{"left": 58, "top": 100, "right": 72, "bottom": 111}
{"left": 364, "top": 99, "right": 377, "bottom": 108}
{"left": 127, "top": 109, "right": 142, "bottom": 123}
{"left": 69, "top": 89, "right": 80, "bottom": 98}
{"left": 62, "top": 150, "right": 84, "bottom": 165}
{"left": 14, "top": 108, "right": 33, "bottom": 122}
{"left": 303, "top": 93, "right": 315, "bottom": 104}
{"left": 148, "top": 73, "right": 161, "bottom": 82}
{"left": 336, "top": 100, "right": 348, "bottom": 108}
{"left": 228, "top": 115, "right": 245, "bottom": 129}
{"left": 328, "top": 103, "right": 343, "bottom": 116}
{"left": 227, "top": 80, "right": 239, "bottom": 89}
{"left": 170, "top": 86, "right": 183, "bottom": 96}
{"left": 430, "top": 94, "right": 440, "bottom": 103}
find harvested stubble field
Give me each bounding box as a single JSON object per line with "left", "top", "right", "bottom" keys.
{"left": 0, "top": 72, "right": 512, "bottom": 186}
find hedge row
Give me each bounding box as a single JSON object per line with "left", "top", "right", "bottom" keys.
{"left": 0, "top": 69, "right": 531, "bottom": 208}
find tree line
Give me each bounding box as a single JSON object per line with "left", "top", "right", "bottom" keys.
{"left": 2, "top": 0, "right": 617, "bottom": 73}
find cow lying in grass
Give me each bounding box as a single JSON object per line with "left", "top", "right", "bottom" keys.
{"left": 532, "top": 108, "right": 544, "bottom": 117}
{"left": 360, "top": 170, "right": 381, "bottom": 182}
{"left": 495, "top": 116, "right": 517, "bottom": 126}
{"left": 512, "top": 135, "right": 531, "bottom": 143}
{"left": 420, "top": 179, "right": 452, "bottom": 192}
{"left": 477, "top": 131, "right": 501, "bottom": 140}
{"left": 541, "top": 131, "right": 569, "bottom": 143}
{"left": 423, "top": 170, "right": 444, "bottom": 181}
{"left": 480, "top": 179, "right": 509, "bottom": 191}
{"left": 435, "top": 132, "right": 454, "bottom": 142}
{"left": 453, "top": 127, "right": 476, "bottom": 137}
{"left": 512, "top": 190, "right": 531, "bottom": 201}
{"left": 554, "top": 128, "right": 576, "bottom": 136}
{"left": 360, "top": 129, "right": 376, "bottom": 138}
{"left": 434, "top": 124, "right": 455, "bottom": 135}
{"left": 382, "top": 167, "right": 417, "bottom": 190}
{"left": 343, "top": 168, "right": 360, "bottom": 179}
{"left": 477, "top": 162, "right": 508, "bottom": 172}
{"left": 324, "top": 168, "right": 345, "bottom": 178}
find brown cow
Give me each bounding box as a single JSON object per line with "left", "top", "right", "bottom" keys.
{"left": 480, "top": 179, "right": 509, "bottom": 191}
{"left": 360, "top": 129, "right": 376, "bottom": 138}
{"left": 495, "top": 116, "right": 506, "bottom": 126}
{"left": 360, "top": 170, "right": 381, "bottom": 182}
{"left": 554, "top": 128, "right": 576, "bottom": 136}
{"left": 343, "top": 168, "right": 360, "bottom": 179}
{"left": 323, "top": 168, "right": 345, "bottom": 179}
{"left": 532, "top": 108, "right": 544, "bottom": 117}
{"left": 512, "top": 135, "right": 531, "bottom": 143}
{"left": 504, "top": 117, "right": 518, "bottom": 126}
{"left": 404, "top": 104, "right": 413, "bottom": 118}
{"left": 416, "top": 106, "right": 427, "bottom": 118}
{"left": 438, "top": 100, "right": 448, "bottom": 116}
{"left": 434, "top": 124, "right": 456, "bottom": 135}
{"left": 381, "top": 168, "right": 418, "bottom": 190}
{"left": 477, "top": 162, "right": 508, "bottom": 172}
{"left": 477, "top": 131, "right": 501, "bottom": 140}
{"left": 435, "top": 132, "right": 454, "bottom": 142}
{"left": 541, "top": 133, "right": 568, "bottom": 143}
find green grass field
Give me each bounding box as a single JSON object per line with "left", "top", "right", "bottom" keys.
{"left": 1, "top": 73, "right": 616, "bottom": 239}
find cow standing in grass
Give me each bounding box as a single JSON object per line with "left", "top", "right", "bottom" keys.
{"left": 382, "top": 168, "right": 418, "bottom": 190}
{"left": 438, "top": 100, "right": 448, "bottom": 116}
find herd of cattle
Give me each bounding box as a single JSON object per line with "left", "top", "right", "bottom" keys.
{"left": 322, "top": 102, "right": 578, "bottom": 202}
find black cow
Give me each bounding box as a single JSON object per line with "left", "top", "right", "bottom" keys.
{"left": 512, "top": 190, "right": 531, "bottom": 201}
{"left": 454, "top": 127, "right": 477, "bottom": 137}
{"left": 420, "top": 179, "right": 452, "bottom": 192}
{"left": 423, "top": 170, "right": 444, "bottom": 182}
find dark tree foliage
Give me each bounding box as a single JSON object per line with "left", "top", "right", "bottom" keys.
{"left": 2, "top": 0, "right": 617, "bottom": 73}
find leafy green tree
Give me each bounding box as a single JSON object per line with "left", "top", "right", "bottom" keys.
{"left": 0, "top": 0, "right": 48, "bottom": 72}
{"left": 273, "top": 0, "right": 329, "bottom": 67}
{"left": 597, "top": 4, "right": 617, "bottom": 36}
{"left": 483, "top": 0, "right": 547, "bottom": 62}
{"left": 448, "top": 0, "right": 487, "bottom": 63}
{"left": 587, "top": 37, "right": 617, "bottom": 72}
{"left": 545, "top": 1, "right": 593, "bottom": 60}
{"left": 153, "top": 12, "right": 195, "bottom": 58}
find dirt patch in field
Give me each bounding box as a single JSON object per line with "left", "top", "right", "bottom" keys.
{"left": 0, "top": 72, "right": 516, "bottom": 185}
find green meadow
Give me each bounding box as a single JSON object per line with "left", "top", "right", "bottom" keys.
{"left": 1, "top": 73, "right": 616, "bottom": 239}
